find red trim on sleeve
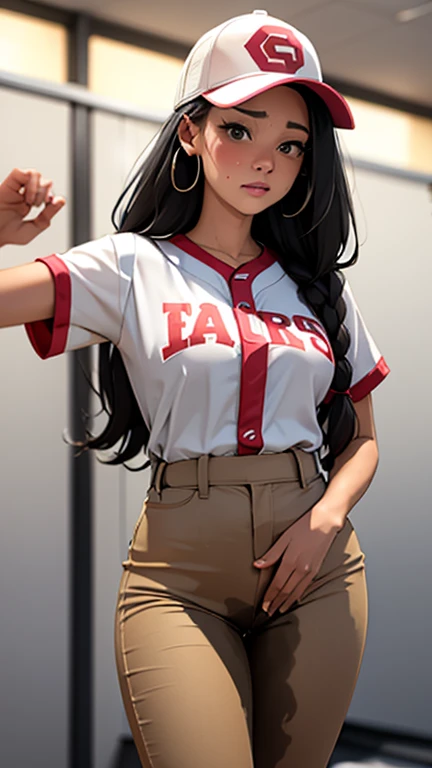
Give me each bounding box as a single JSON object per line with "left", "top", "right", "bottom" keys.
{"left": 349, "top": 356, "right": 390, "bottom": 402}
{"left": 322, "top": 356, "right": 390, "bottom": 405}
{"left": 24, "top": 254, "right": 71, "bottom": 359}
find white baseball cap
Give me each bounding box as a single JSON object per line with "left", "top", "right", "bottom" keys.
{"left": 174, "top": 9, "right": 354, "bottom": 129}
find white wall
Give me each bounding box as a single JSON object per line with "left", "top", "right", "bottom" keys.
{"left": 0, "top": 86, "right": 70, "bottom": 768}
{"left": 344, "top": 169, "right": 432, "bottom": 735}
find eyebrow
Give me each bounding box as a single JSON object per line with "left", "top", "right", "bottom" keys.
{"left": 233, "top": 107, "right": 309, "bottom": 136}
{"left": 233, "top": 106, "right": 267, "bottom": 118}
{"left": 287, "top": 120, "right": 310, "bottom": 136}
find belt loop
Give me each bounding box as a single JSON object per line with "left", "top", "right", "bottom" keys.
{"left": 289, "top": 447, "right": 307, "bottom": 489}
{"left": 149, "top": 459, "right": 158, "bottom": 489}
{"left": 153, "top": 460, "right": 168, "bottom": 498}
{"left": 313, "top": 449, "right": 324, "bottom": 478}
{"left": 149, "top": 451, "right": 160, "bottom": 487}
{"left": 197, "top": 455, "right": 209, "bottom": 499}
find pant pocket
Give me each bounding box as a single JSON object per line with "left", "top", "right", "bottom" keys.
{"left": 130, "top": 487, "right": 206, "bottom": 564}
{"left": 145, "top": 486, "right": 198, "bottom": 509}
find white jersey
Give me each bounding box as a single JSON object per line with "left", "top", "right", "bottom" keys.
{"left": 25, "top": 232, "right": 390, "bottom": 462}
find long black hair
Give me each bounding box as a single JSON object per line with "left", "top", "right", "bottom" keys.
{"left": 79, "top": 84, "right": 359, "bottom": 473}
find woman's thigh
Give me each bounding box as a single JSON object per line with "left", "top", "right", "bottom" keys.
{"left": 249, "top": 519, "right": 368, "bottom": 768}
{"left": 114, "top": 570, "right": 254, "bottom": 768}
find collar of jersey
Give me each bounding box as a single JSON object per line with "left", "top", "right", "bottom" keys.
{"left": 169, "top": 234, "right": 278, "bottom": 282}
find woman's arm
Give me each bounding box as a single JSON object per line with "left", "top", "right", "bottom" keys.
{"left": 0, "top": 261, "right": 55, "bottom": 328}
{"left": 254, "top": 393, "right": 379, "bottom": 615}
{"left": 0, "top": 167, "right": 66, "bottom": 328}
{"left": 312, "top": 393, "right": 379, "bottom": 531}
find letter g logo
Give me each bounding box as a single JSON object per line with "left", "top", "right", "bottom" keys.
{"left": 245, "top": 25, "right": 305, "bottom": 74}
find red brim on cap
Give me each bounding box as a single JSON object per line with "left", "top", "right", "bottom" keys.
{"left": 203, "top": 73, "right": 355, "bottom": 129}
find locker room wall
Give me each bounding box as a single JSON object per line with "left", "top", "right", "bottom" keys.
{"left": 0, "top": 87, "right": 71, "bottom": 768}
{"left": 91, "top": 111, "right": 159, "bottom": 768}
{"left": 339, "top": 169, "right": 432, "bottom": 734}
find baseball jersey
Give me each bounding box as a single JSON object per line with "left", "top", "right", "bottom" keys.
{"left": 25, "top": 232, "right": 390, "bottom": 462}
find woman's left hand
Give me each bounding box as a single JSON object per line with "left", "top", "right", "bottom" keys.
{"left": 253, "top": 505, "right": 346, "bottom": 615}
{"left": 0, "top": 168, "right": 66, "bottom": 247}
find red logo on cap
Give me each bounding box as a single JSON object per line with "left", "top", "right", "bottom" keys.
{"left": 245, "top": 25, "right": 304, "bottom": 74}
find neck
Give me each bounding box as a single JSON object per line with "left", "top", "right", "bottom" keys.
{"left": 186, "top": 180, "right": 258, "bottom": 260}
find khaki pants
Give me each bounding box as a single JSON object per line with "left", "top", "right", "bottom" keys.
{"left": 114, "top": 449, "right": 367, "bottom": 768}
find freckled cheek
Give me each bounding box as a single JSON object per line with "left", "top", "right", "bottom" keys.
{"left": 209, "top": 139, "right": 246, "bottom": 179}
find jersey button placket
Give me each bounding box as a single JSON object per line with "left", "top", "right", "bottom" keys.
{"left": 230, "top": 268, "right": 269, "bottom": 455}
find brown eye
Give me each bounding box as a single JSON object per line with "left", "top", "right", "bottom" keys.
{"left": 279, "top": 141, "right": 306, "bottom": 158}
{"left": 218, "top": 122, "right": 251, "bottom": 141}
{"left": 228, "top": 126, "right": 248, "bottom": 141}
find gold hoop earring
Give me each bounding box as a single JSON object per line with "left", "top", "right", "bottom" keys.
{"left": 171, "top": 147, "right": 201, "bottom": 192}
{"left": 281, "top": 181, "right": 312, "bottom": 218}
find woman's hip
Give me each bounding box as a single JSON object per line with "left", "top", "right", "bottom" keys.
{"left": 125, "top": 448, "right": 327, "bottom": 569}
{"left": 119, "top": 449, "right": 366, "bottom": 622}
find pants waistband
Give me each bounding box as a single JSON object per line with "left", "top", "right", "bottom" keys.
{"left": 149, "top": 449, "right": 324, "bottom": 500}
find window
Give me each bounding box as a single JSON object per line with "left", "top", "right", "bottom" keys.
{"left": 339, "top": 97, "right": 432, "bottom": 175}
{"left": 0, "top": 10, "right": 67, "bottom": 83}
{"left": 89, "top": 36, "right": 184, "bottom": 113}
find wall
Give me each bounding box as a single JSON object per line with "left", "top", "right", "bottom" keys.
{"left": 0, "top": 85, "right": 70, "bottom": 768}
{"left": 342, "top": 169, "right": 432, "bottom": 734}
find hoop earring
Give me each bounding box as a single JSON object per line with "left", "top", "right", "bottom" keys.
{"left": 281, "top": 180, "right": 312, "bottom": 218}
{"left": 171, "top": 147, "right": 201, "bottom": 192}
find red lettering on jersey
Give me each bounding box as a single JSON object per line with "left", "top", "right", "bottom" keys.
{"left": 257, "top": 311, "right": 305, "bottom": 350}
{"left": 293, "top": 315, "right": 334, "bottom": 362}
{"left": 162, "top": 303, "right": 192, "bottom": 361}
{"left": 235, "top": 306, "right": 268, "bottom": 346}
{"left": 161, "top": 303, "right": 334, "bottom": 362}
{"left": 189, "top": 303, "right": 235, "bottom": 348}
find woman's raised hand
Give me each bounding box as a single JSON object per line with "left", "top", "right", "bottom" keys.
{"left": 0, "top": 168, "right": 66, "bottom": 248}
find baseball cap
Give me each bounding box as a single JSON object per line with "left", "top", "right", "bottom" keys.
{"left": 174, "top": 9, "right": 354, "bottom": 129}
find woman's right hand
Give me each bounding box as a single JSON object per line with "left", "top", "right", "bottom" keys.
{"left": 0, "top": 168, "right": 66, "bottom": 248}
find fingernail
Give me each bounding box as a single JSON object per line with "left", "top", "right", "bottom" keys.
{"left": 262, "top": 602, "right": 269, "bottom": 613}
{"left": 255, "top": 559, "right": 266, "bottom": 566}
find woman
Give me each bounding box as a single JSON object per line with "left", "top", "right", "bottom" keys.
{"left": 0, "top": 10, "right": 390, "bottom": 768}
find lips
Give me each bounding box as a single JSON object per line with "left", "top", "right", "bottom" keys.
{"left": 241, "top": 181, "right": 270, "bottom": 198}
{"left": 241, "top": 182, "right": 270, "bottom": 190}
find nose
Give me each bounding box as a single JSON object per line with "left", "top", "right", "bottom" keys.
{"left": 252, "top": 153, "right": 274, "bottom": 174}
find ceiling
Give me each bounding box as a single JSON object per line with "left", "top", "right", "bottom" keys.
{"left": 30, "top": 0, "right": 432, "bottom": 110}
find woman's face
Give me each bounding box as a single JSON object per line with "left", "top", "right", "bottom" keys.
{"left": 181, "top": 85, "right": 310, "bottom": 216}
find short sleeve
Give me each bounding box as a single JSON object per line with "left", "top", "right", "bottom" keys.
{"left": 25, "top": 233, "right": 136, "bottom": 359}
{"left": 323, "top": 277, "right": 390, "bottom": 404}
